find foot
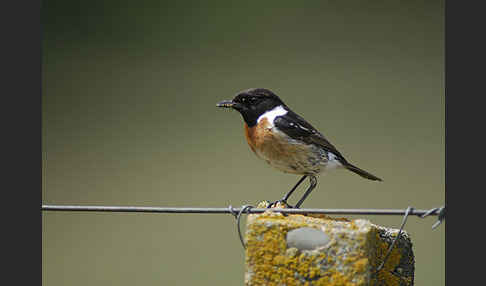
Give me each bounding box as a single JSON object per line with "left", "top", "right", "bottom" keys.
{"left": 267, "top": 199, "right": 294, "bottom": 209}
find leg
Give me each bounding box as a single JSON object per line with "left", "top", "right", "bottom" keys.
{"left": 268, "top": 175, "right": 307, "bottom": 208}
{"left": 294, "top": 176, "right": 317, "bottom": 208}
{"left": 282, "top": 175, "right": 308, "bottom": 202}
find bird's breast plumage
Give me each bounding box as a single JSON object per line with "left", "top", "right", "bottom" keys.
{"left": 244, "top": 118, "right": 337, "bottom": 175}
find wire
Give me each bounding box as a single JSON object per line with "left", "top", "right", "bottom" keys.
{"left": 41, "top": 205, "right": 443, "bottom": 216}
{"left": 375, "top": 206, "right": 413, "bottom": 273}
{"left": 42, "top": 203, "right": 444, "bottom": 274}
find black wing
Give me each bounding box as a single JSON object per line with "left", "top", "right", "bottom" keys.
{"left": 274, "top": 110, "right": 348, "bottom": 163}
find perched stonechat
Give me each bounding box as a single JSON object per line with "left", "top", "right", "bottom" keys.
{"left": 217, "top": 88, "right": 382, "bottom": 208}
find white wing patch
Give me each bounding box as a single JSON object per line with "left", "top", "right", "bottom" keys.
{"left": 257, "top": 105, "right": 288, "bottom": 127}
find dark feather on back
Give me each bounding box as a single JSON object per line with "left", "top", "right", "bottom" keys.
{"left": 273, "top": 111, "right": 348, "bottom": 164}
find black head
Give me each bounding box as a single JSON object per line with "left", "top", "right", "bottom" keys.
{"left": 216, "top": 88, "right": 286, "bottom": 127}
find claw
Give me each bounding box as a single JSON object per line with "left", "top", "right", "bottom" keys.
{"left": 267, "top": 200, "right": 294, "bottom": 209}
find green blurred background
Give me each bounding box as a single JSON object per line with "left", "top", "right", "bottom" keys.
{"left": 42, "top": 0, "right": 444, "bottom": 285}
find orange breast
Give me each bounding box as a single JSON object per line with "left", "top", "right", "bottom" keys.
{"left": 244, "top": 118, "right": 297, "bottom": 157}
{"left": 244, "top": 119, "right": 280, "bottom": 162}
{"left": 244, "top": 119, "right": 324, "bottom": 175}
{"left": 244, "top": 122, "right": 262, "bottom": 154}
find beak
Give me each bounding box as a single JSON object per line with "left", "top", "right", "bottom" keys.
{"left": 216, "top": 100, "right": 235, "bottom": 109}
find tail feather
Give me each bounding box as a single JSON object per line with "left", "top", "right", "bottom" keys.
{"left": 344, "top": 163, "right": 382, "bottom": 181}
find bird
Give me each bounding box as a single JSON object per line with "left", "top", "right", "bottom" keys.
{"left": 216, "top": 88, "right": 382, "bottom": 208}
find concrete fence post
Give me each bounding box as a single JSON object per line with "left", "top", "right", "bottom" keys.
{"left": 244, "top": 203, "right": 414, "bottom": 286}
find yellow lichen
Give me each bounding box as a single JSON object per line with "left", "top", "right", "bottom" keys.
{"left": 369, "top": 232, "right": 403, "bottom": 286}
{"left": 245, "top": 209, "right": 411, "bottom": 286}
{"left": 246, "top": 213, "right": 372, "bottom": 285}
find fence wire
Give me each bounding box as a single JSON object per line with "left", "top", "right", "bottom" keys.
{"left": 42, "top": 203, "right": 444, "bottom": 274}
{"left": 41, "top": 204, "right": 443, "bottom": 216}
